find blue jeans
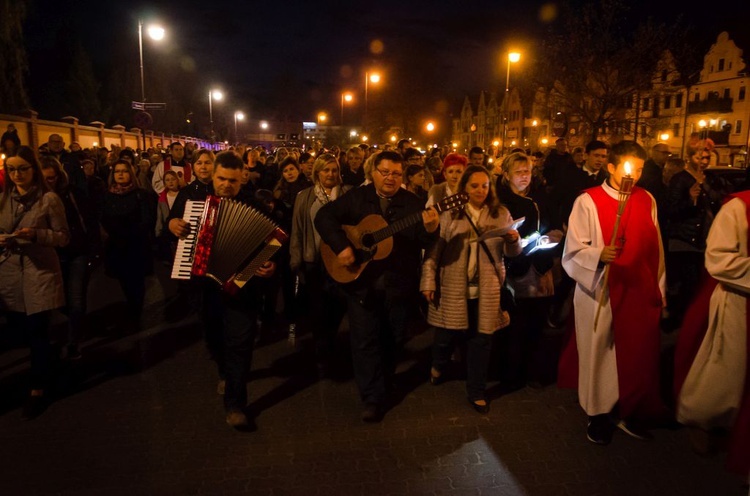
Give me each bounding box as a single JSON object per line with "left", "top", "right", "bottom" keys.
{"left": 344, "top": 286, "right": 407, "bottom": 406}
{"left": 431, "top": 299, "right": 491, "bottom": 402}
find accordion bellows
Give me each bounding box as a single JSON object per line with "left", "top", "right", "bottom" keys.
{"left": 171, "top": 195, "right": 287, "bottom": 293}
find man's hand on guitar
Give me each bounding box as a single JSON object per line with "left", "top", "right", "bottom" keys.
{"left": 169, "top": 218, "right": 191, "bottom": 239}
{"left": 255, "top": 261, "right": 276, "bottom": 278}
{"left": 337, "top": 246, "right": 356, "bottom": 267}
{"left": 422, "top": 207, "right": 440, "bottom": 233}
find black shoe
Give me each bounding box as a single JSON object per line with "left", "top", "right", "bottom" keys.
{"left": 616, "top": 419, "right": 653, "bottom": 441}
{"left": 586, "top": 415, "right": 614, "bottom": 445}
{"left": 22, "top": 394, "right": 48, "bottom": 420}
{"left": 361, "top": 404, "right": 384, "bottom": 423}
{"left": 469, "top": 399, "right": 490, "bottom": 414}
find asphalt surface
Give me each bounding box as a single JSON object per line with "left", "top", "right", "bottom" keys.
{"left": 0, "top": 261, "right": 746, "bottom": 496}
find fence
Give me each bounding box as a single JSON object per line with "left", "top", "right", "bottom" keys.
{"left": 0, "top": 110, "right": 227, "bottom": 153}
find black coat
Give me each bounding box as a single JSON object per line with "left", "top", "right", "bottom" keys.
{"left": 101, "top": 187, "right": 154, "bottom": 278}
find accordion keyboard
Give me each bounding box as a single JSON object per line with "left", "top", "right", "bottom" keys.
{"left": 170, "top": 199, "right": 206, "bottom": 280}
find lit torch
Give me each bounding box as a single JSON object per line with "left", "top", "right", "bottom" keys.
{"left": 593, "top": 161, "right": 635, "bottom": 331}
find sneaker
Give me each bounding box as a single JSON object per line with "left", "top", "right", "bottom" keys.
{"left": 616, "top": 420, "right": 653, "bottom": 441}
{"left": 226, "top": 410, "right": 255, "bottom": 432}
{"left": 217, "top": 380, "right": 226, "bottom": 395}
{"left": 586, "top": 415, "right": 614, "bottom": 445}
{"left": 361, "top": 404, "right": 384, "bottom": 423}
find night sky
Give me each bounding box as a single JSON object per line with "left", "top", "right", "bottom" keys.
{"left": 20, "top": 0, "right": 750, "bottom": 135}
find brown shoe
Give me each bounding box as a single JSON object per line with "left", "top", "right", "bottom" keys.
{"left": 225, "top": 409, "right": 255, "bottom": 432}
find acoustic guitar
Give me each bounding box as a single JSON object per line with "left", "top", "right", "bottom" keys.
{"left": 320, "top": 192, "right": 469, "bottom": 283}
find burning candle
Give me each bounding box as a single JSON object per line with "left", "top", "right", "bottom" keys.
{"left": 623, "top": 160, "right": 632, "bottom": 177}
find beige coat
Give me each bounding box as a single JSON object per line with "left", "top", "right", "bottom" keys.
{"left": 420, "top": 205, "right": 521, "bottom": 334}
{"left": 0, "top": 190, "right": 69, "bottom": 314}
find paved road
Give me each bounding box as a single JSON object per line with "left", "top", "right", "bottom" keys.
{"left": 0, "top": 262, "right": 746, "bottom": 495}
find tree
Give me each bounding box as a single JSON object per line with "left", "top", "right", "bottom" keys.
{"left": 0, "top": 0, "right": 29, "bottom": 113}
{"left": 533, "top": 0, "right": 689, "bottom": 143}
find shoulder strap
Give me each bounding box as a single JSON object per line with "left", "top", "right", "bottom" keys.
{"left": 464, "top": 209, "right": 503, "bottom": 280}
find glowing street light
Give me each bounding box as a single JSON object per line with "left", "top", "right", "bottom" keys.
{"left": 426, "top": 121, "right": 435, "bottom": 132}
{"left": 234, "top": 111, "right": 245, "bottom": 143}
{"left": 502, "top": 51, "right": 521, "bottom": 155}
{"left": 365, "top": 71, "right": 381, "bottom": 132}
{"left": 318, "top": 112, "right": 328, "bottom": 124}
{"left": 208, "top": 89, "right": 223, "bottom": 140}
{"left": 341, "top": 92, "right": 353, "bottom": 126}
{"left": 137, "top": 20, "right": 166, "bottom": 104}
{"left": 260, "top": 121, "right": 269, "bottom": 130}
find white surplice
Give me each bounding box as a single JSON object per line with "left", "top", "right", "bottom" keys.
{"left": 562, "top": 182, "right": 666, "bottom": 415}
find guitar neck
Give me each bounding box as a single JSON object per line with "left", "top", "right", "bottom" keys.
{"left": 370, "top": 211, "right": 424, "bottom": 245}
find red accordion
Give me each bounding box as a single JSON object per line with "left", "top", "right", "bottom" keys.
{"left": 171, "top": 195, "right": 288, "bottom": 294}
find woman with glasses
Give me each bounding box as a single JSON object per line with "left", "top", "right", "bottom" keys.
{"left": 665, "top": 138, "right": 729, "bottom": 331}
{"left": 0, "top": 146, "right": 69, "bottom": 419}
{"left": 101, "top": 159, "right": 154, "bottom": 328}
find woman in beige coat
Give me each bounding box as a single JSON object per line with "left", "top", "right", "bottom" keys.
{"left": 421, "top": 165, "right": 521, "bottom": 413}
{"left": 0, "top": 146, "right": 69, "bottom": 419}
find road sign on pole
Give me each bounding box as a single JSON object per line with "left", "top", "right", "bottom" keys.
{"left": 132, "top": 101, "right": 166, "bottom": 111}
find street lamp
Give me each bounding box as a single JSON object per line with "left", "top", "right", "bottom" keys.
{"left": 318, "top": 112, "right": 328, "bottom": 124}
{"left": 234, "top": 111, "right": 245, "bottom": 143}
{"left": 364, "top": 71, "right": 381, "bottom": 133}
{"left": 502, "top": 52, "right": 521, "bottom": 155}
{"left": 341, "top": 92, "right": 353, "bottom": 126}
{"left": 137, "top": 20, "right": 165, "bottom": 104}
{"left": 208, "top": 89, "right": 223, "bottom": 140}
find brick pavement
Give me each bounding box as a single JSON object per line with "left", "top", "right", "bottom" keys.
{"left": 0, "top": 264, "right": 747, "bottom": 496}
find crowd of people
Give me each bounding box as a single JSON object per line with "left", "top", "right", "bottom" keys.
{"left": 0, "top": 130, "right": 747, "bottom": 482}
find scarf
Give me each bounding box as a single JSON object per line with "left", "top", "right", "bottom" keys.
{"left": 313, "top": 183, "right": 341, "bottom": 205}
{"left": 109, "top": 182, "right": 137, "bottom": 195}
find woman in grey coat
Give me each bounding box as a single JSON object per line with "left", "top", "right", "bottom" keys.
{"left": 0, "top": 146, "right": 69, "bottom": 419}
{"left": 421, "top": 165, "right": 521, "bottom": 413}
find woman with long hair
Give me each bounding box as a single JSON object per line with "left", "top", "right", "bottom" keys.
{"left": 403, "top": 164, "right": 428, "bottom": 204}
{"left": 0, "top": 146, "right": 69, "bottom": 418}
{"left": 420, "top": 164, "right": 521, "bottom": 414}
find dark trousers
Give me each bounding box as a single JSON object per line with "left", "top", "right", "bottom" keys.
{"left": 202, "top": 283, "right": 258, "bottom": 412}
{"left": 500, "top": 296, "right": 552, "bottom": 385}
{"left": 344, "top": 286, "right": 407, "bottom": 406}
{"left": 7, "top": 311, "right": 52, "bottom": 390}
{"left": 302, "top": 263, "right": 347, "bottom": 363}
{"left": 117, "top": 270, "right": 146, "bottom": 318}
{"left": 431, "top": 299, "right": 491, "bottom": 402}
{"left": 666, "top": 250, "right": 704, "bottom": 329}
{"left": 60, "top": 254, "right": 91, "bottom": 346}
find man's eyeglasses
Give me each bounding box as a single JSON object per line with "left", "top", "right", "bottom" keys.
{"left": 6, "top": 165, "right": 32, "bottom": 174}
{"left": 700, "top": 156, "right": 711, "bottom": 161}
{"left": 375, "top": 168, "right": 403, "bottom": 179}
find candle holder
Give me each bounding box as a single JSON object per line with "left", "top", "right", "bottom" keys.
{"left": 593, "top": 174, "right": 634, "bottom": 331}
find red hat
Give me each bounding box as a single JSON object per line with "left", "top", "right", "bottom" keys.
{"left": 442, "top": 153, "right": 468, "bottom": 171}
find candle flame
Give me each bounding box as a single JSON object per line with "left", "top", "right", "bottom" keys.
{"left": 624, "top": 161, "right": 632, "bottom": 176}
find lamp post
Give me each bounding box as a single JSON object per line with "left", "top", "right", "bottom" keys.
{"left": 364, "top": 71, "right": 381, "bottom": 133}
{"left": 137, "top": 20, "right": 165, "bottom": 104}
{"left": 341, "top": 92, "right": 353, "bottom": 126}
{"left": 234, "top": 111, "right": 245, "bottom": 143}
{"left": 208, "top": 89, "right": 223, "bottom": 141}
{"left": 502, "top": 52, "right": 521, "bottom": 156}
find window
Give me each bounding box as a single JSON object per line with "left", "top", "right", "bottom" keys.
{"left": 643, "top": 97, "right": 650, "bottom": 111}
{"left": 641, "top": 125, "right": 648, "bottom": 137}
{"left": 718, "top": 59, "right": 725, "bottom": 71}
{"left": 672, "top": 123, "right": 680, "bottom": 138}
{"left": 740, "top": 86, "right": 746, "bottom": 101}
{"left": 676, "top": 94, "right": 683, "bottom": 107}
{"left": 694, "top": 93, "right": 700, "bottom": 102}
{"left": 661, "top": 70, "right": 667, "bottom": 82}
{"left": 664, "top": 95, "right": 672, "bottom": 109}
{"left": 724, "top": 88, "right": 730, "bottom": 99}
{"left": 736, "top": 120, "right": 742, "bottom": 134}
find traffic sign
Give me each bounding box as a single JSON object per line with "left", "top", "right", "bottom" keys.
{"left": 131, "top": 101, "right": 167, "bottom": 110}
{"left": 134, "top": 111, "right": 153, "bottom": 130}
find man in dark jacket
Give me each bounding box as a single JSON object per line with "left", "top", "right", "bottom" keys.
{"left": 315, "top": 150, "right": 440, "bottom": 422}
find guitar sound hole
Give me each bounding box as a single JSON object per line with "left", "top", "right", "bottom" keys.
{"left": 361, "top": 233, "right": 376, "bottom": 250}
